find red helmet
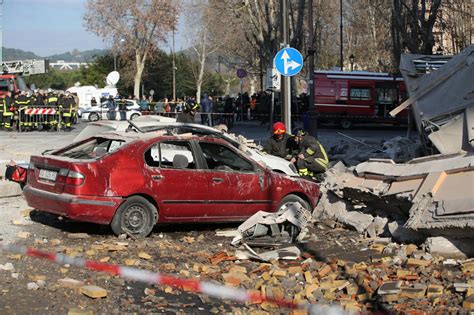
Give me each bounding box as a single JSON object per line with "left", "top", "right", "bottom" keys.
{"left": 272, "top": 122, "right": 286, "bottom": 135}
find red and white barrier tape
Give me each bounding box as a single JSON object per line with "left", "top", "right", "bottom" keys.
{"left": 24, "top": 108, "right": 57, "bottom": 115}
{"left": 0, "top": 243, "right": 346, "bottom": 314}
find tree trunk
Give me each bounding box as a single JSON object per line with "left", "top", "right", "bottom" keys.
{"left": 134, "top": 52, "right": 146, "bottom": 98}
{"left": 195, "top": 43, "right": 207, "bottom": 102}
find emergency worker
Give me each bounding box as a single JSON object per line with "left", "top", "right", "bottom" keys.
{"left": 60, "top": 93, "right": 75, "bottom": 131}
{"left": 1, "top": 91, "right": 14, "bottom": 130}
{"left": 292, "top": 128, "right": 329, "bottom": 178}
{"left": 263, "top": 122, "right": 297, "bottom": 160}
{"left": 15, "top": 91, "right": 32, "bottom": 130}
{"left": 46, "top": 91, "right": 59, "bottom": 130}
{"left": 177, "top": 103, "right": 199, "bottom": 123}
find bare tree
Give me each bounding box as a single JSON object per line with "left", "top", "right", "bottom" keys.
{"left": 84, "top": 0, "right": 179, "bottom": 97}
{"left": 184, "top": 0, "right": 221, "bottom": 101}
{"left": 392, "top": 0, "right": 443, "bottom": 66}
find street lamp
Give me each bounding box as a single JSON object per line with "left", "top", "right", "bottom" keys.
{"left": 114, "top": 38, "right": 125, "bottom": 72}
{"left": 349, "top": 54, "right": 355, "bottom": 71}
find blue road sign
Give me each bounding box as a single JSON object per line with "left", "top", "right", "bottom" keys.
{"left": 274, "top": 47, "right": 303, "bottom": 77}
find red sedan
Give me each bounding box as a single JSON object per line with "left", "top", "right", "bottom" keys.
{"left": 24, "top": 131, "right": 320, "bottom": 238}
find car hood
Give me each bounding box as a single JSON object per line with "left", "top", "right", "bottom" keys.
{"left": 245, "top": 148, "right": 298, "bottom": 176}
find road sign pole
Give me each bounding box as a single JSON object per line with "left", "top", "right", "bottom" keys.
{"left": 280, "top": 0, "right": 291, "bottom": 131}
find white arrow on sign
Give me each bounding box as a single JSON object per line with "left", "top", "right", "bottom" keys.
{"left": 281, "top": 50, "right": 301, "bottom": 75}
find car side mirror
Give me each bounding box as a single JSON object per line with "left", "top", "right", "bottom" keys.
{"left": 173, "top": 154, "right": 189, "bottom": 169}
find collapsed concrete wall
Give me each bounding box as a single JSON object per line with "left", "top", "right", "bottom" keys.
{"left": 315, "top": 152, "right": 474, "bottom": 257}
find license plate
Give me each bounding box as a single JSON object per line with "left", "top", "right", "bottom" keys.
{"left": 39, "top": 169, "right": 57, "bottom": 181}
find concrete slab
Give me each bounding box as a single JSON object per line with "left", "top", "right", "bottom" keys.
{"left": 0, "top": 180, "right": 22, "bottom": 198}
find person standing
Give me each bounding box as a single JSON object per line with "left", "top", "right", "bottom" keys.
{"left": 1, "top": 91, "right": 13, "bottom": 130}
{"left": 90, "top": 97, "right": 97, "bottom": 107}
{"left": 223, "top": 95, "right": 234, "bottom": 129}
{"left": 177, "top": 103, "right": 199, "bottom": 123}
{"left": 118, "top": 96, "right": 127, "bottom": 121}
{"left": 200, "top": 93, "right": 211, "bottom": 126}
{"left": 107, "top": 95, "right": 117, "bottom": 120}
{"left": 139, "top": 95, "right": 149, "bottom": 111}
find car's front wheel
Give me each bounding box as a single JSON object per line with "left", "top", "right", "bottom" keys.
{"left": 130, "top": 113, "right": 140, "bottom": 120}
{"left": 111, "top": 196, "right": 158, "bottom": 238}
{"left": 88, "top": 113, "right": 100, "bottom": 122}
{"left": 277, "top": 194, "right": 311, "bottom": 242}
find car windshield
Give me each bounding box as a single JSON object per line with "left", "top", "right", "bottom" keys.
{"left": 56, "top": 137, "right": 125, "bottom": 159}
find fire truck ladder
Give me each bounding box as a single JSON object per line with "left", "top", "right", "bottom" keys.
{"left": 1, "top": 59, "right": 48, "bottom": 75}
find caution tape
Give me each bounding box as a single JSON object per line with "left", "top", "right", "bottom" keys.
{"left": 0, "top": 243, "right": 346, "bottom": 314}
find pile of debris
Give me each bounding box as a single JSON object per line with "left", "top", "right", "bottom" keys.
{"left": 329, "top": 135, "right": 423, "bottom": 166}
{"left": 313, "top": 153, "right": 474, "bottom": 258}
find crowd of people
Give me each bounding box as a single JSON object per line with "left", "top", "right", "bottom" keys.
{"left": 0, "top": 89, "right": 77, "bottom": 131}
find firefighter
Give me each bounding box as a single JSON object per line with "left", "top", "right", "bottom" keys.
{"left": 177, "top": 102, "right": 199, "bottom": 123}
{"left": 263, "top": 122, "right": 298, "bottom": 160}
{"left": 46, "top": 91, "right": 59, "bottom": 131}
{"left": 1, "top": 91, "right": 14, "bottom": 131}
{"left": 291, "top": 127, "right": 329, "bottom": 179}
{"left": 15, "top": 91, "right": 32, "bottom": 131}
{"left": 60, "top": 93, "right": 74, "bottom": 131}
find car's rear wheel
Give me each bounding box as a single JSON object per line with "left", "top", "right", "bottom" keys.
{"left": 277, "top": 194, "right": 311, "bottom": 242}
{"left": 89, "top": 113, "right": 100, "bottom": 122}
{"left": 111, "top": 196, "right": 158, "bottom": 238}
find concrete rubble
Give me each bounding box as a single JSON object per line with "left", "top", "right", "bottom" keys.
{"left": 315, "top": 152, "right": 474, "bottom": 258}
{"left": 390, "top": 44, "right": 474, "bottom": 155}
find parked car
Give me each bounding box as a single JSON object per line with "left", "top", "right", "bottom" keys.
{"left": 74, "top": 120, "right": 299, "bottom": 176}
{"left": 81, "top": 100, "right": 141, "bottom": 122}
{"left": 24, "top": 130, "right": 320, "bottom": 238}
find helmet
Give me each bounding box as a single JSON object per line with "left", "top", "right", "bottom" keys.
{"left": 272, "top": 122, "right": 286, "bottom": 135}
{"left": 185, "top": 103, "right": 200, "bottom": 112}
{"left": 292, "top": 127, "right": 307, "bottom": 137}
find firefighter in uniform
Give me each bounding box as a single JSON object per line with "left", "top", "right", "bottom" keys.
{"left": 177, "top": 103, "right": 199, "bottom": 123}
{"left": 60, "top": 93, "right": 75, "bottom": 131}
{"left": 46, "top": 92, "right": 59, "bottom": 131}
{"left": 15, "top": 91, "right": 33, "bottom": 131}
{"left": 292, "top": 128, "right": 329, "bottom": 179}
{"left": 1, "top": 91, "right": 14, "bottom": 131}
{"left": 263, "top": 122, "right": 298, "bottom": 160}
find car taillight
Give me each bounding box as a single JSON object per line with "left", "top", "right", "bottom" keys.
{"left": 65, "top": 170, "right": 85, "bottom": 186}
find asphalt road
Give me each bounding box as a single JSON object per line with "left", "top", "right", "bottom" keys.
{"left": 0, "top": 119, "right": 408, "bottom": 165}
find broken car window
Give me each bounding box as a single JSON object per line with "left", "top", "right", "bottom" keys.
{"left": 145, "top": 141, "right": 195, "bottom": 169}
{"left": 199, "top": 142, "right": 254, "bottom": 172}
{"left": 56, "top": 138, "right": 124, "bottom": 159}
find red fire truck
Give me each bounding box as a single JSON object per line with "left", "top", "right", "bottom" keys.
{"left": 0, "top": 59, "right": 48, "bottom": 96}
{"left": 313, "top": 70, "right": 408, "bottom": 128}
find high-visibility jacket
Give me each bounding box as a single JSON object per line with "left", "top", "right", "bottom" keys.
{"left": 2, "top": 97, "right": 13, "bottom": 116}
{"left": 299, "top": 134, "right": 329, "bottom": 170}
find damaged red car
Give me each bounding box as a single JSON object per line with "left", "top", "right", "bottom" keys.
{"left": 24, "top": 131, "right": 320, "bottom": 238}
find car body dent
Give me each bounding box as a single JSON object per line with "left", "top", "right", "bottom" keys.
{"left": 24, "top": 133, "right": 319, "bottom": 227}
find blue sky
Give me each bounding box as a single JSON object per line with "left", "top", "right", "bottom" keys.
{"left": 3, "top": 0, "right": 184, "bottom": 56}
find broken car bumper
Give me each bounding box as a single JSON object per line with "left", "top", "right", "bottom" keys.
{"left": 23, "top": 185, "right": 121, "bottom": 225}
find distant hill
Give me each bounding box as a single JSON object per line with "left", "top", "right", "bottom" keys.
{"left": 3, "top": 47, "right": 41, "bottom": 61}
{"left": 2, "top": 47, "right": 108, "bottom": 62}
{"left": 47, "top": 49, "right": 107, "bottom": 62}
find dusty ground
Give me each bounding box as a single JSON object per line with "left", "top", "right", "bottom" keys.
{"left": 0, "top": 202, "right": 376, "bottom": 314}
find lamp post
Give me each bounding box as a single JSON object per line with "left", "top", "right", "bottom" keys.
{"left": 172, "top": 27, "right": 176, "bottom": 102}
{"left": 349, "top": 54, "right": 355, "bottom": 71}
{"left": 114, "top": 38, "right": 125, "bottom": 72}
{"left": 0, "top": 0, "right": 4, "bottom": 64}
{"left": 339, "top": 0, "right": 343, "bottom": 71}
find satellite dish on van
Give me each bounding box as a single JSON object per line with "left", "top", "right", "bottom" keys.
{"left": 106, "top": 71, "right": 120, "bottom": 86}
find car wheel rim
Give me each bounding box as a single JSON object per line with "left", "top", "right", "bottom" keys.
{"left": 123, "top": 205, "right": 148, "bottom": 234}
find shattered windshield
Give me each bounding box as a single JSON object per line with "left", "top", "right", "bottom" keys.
{"left": 56, "top": 138, "right": 125, "bottom": 159}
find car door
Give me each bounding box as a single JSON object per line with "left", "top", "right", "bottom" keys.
{"left": 143, "top": 140, "right": 210, "bottom": 221}
{"left": 197, "top": 140, "right": 272, "bottom": 220}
